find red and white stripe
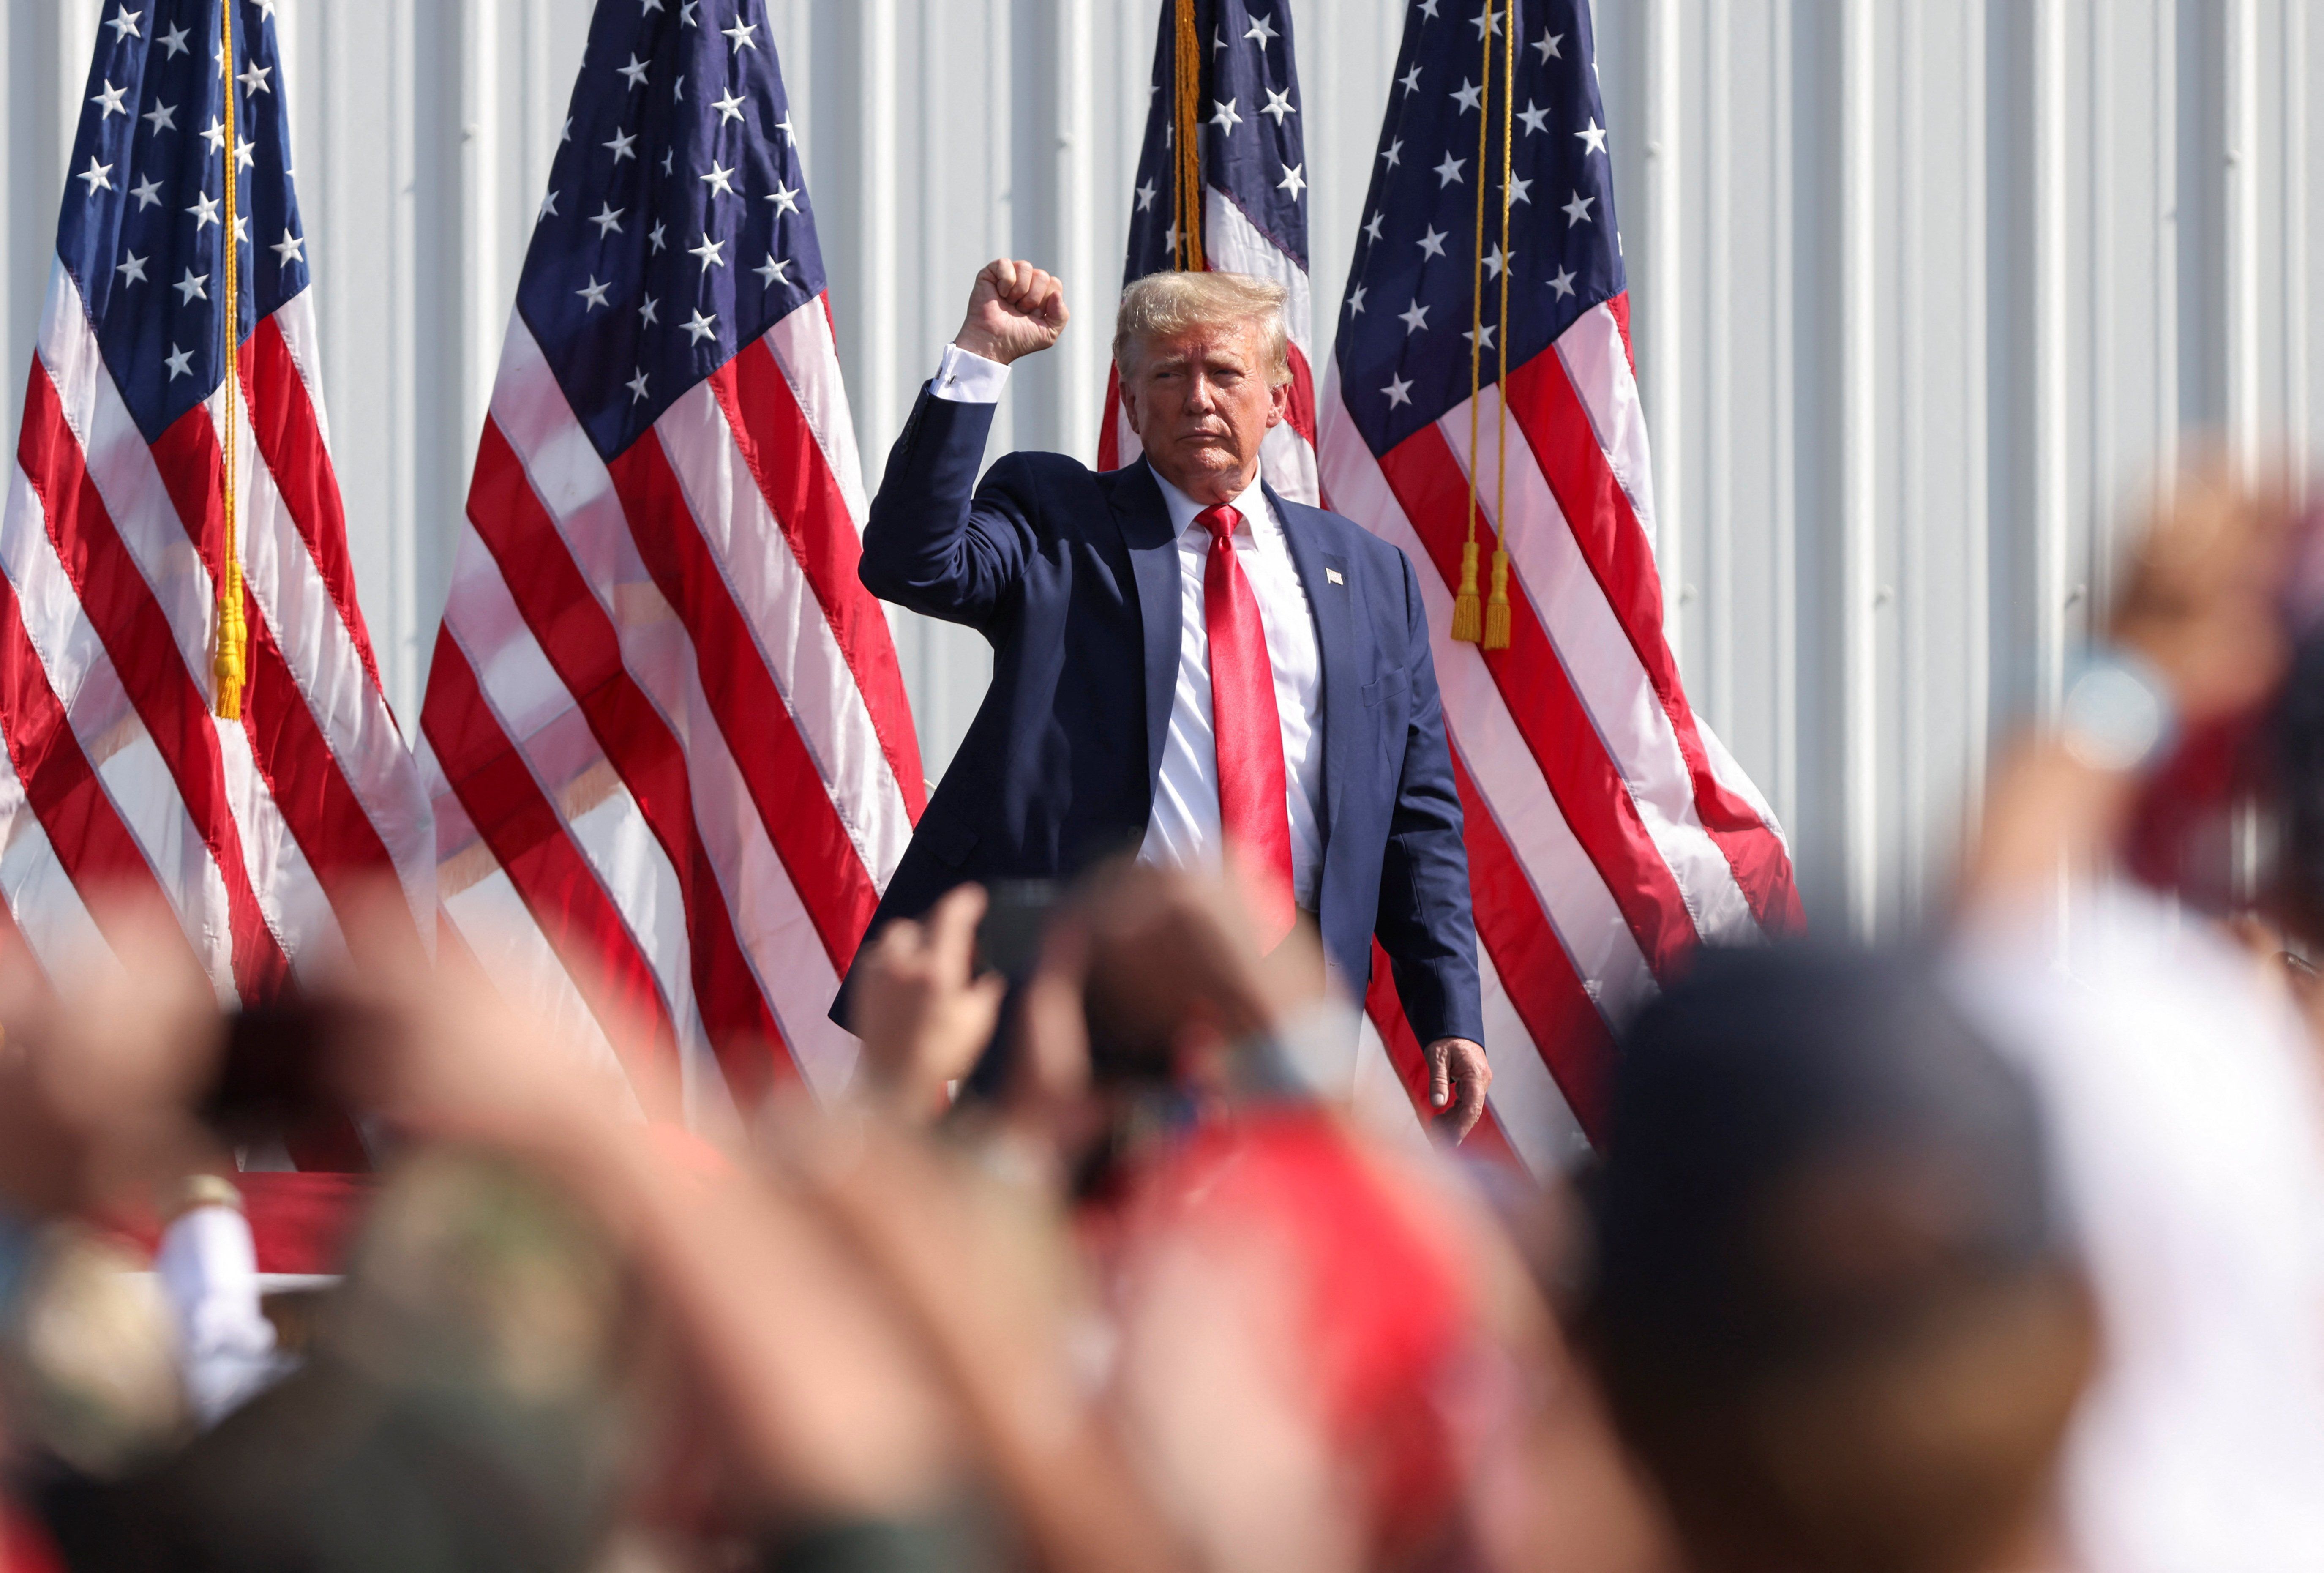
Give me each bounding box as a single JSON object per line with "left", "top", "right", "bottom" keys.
{"left": 1321, "top": 296, "right": 1801, "bottom": 1169}
{"left": 0, "top": 261, "right": 431, "bottom": 1006}
{"left": 1099, "top": 190, "right": 1321, "bottom": 505}
{"left": 418, "top": 298, "right": 922, "bottom": 1114}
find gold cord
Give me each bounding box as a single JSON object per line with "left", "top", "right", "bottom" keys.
{"left": 1172, "top": 0, "right": 1206, "bottom": 270}
{"left": 213, "top": 0, "right": 246, "bottom": 720}
{"left": 1482, "top": 0, "right": 1518, "bottom": 650}
{"left": 1451, "top": 0, "right": 1498, "bottom": 644}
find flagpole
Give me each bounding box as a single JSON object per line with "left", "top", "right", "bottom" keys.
{"left": 1172, "top": 0, "right": 1205, "bottom": 269}
{"left": 213, "top": 0, "right": 248, "bottom": 721}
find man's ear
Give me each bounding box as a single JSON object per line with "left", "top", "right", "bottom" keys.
{"left": 1265, "top": 377, "right": 1290, "bottom": 431}
{"left": 1118, "top": 369, "right": 1142, "bottom": 436}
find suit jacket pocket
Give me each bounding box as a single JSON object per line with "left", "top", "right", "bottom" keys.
{"left": 1361, "top": 669, "right": 1411, "bottom": 766}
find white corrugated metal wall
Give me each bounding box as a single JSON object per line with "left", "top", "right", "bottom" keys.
{"left": 5, "top": 0, "right": 2321, "bottom": 935}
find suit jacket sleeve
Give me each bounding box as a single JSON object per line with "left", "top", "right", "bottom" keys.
{"left": 1374, "top": 550, "right": 1487, "bottom": 1048}
{"left": 857, "top": 383, "right": 1041, "bottom": 632}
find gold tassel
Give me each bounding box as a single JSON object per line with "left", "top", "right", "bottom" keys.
{"left": 1483, "top": 0, "right": 1514, "bottom": 658}
{"left": 1483, "top": 547, "right": 1511, "bottom": 650}
{"left": 1453, "top": 0, "right": 1496, "bottom": 652}
{"left": 214, "top": 559, "right": 246, "bottom": 718}
{"left": 1451, "top": 539, "right": 1483, "bottom": 643}
{"left": 213, "top": 0, "right": 245, "bottom": 721}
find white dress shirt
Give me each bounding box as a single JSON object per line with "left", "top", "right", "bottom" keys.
{"left": 929, "top": 345, "right": 1326, "bottom": 906}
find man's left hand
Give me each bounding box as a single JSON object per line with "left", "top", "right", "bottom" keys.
{"left": 1424, "top": 1037, "right": 1491, "bottom": 1142}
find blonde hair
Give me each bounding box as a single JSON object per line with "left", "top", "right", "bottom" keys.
{"left": 1113, "top": 271, "right": 1293, "bottom": 387}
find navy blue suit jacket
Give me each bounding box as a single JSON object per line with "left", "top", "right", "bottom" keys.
{"left": 835, "top": 386, "right": 1484, "bottom": 1049}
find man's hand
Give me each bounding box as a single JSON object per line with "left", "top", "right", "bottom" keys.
{"left": 954, "top": 258, "right": 1069, "bottom": 366}
{"left": 847, "top": 884, "right": 1008, "bottom": 1120}
{"left": 1425, "top": 1037, "right": 1491, "bottom": 1142}
{"left": 2109, "top": 454, "right": 2298, "bottom": 724}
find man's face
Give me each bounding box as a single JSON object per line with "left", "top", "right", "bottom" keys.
{"left": 1118, "top": 320, "right": 1290, "bottom": 502}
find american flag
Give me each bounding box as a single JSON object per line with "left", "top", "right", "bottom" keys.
{"left": 417, "top": 0, "right": 922, "bottom": 1119}
{"left": 0, "top": 4, "right": 430, "bottom": 1025}
{"left": 1103, "top": 0, "right": 1319, "bottom": 503}
{"left": 1321, "top": 0, "right": 1801, "bottom": 1170}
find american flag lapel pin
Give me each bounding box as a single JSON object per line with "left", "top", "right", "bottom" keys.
{"left": 1326, "top": 567, "right": 1345, "bottom": 586}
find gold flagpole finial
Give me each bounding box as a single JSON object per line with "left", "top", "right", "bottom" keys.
{"left": 212, "top": 0, "right": 248, "bottom": 721}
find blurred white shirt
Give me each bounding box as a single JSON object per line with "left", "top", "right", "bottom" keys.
{"left": 156, "top": 1203, "right": 289, "bottom": 1426}
{"left": 1951, "top": 883, "right": 2324, "bottom": 1573}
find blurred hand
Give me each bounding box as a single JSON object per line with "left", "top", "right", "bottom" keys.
{"left": 1080, "top": 863, "right": 1312, "bottom": 1053}
{"left": 0, "top": 902, "right": 221, "bottom": 1218}
{"left": 954, "top": 259, "right": 1069, "bottom": 366}
{"left": 1962, "top": 462, "right": 2307, "bottom": 915}
{"left": 848, "top": 884, "right": 1007, "bottom": 1120}
{"left": 2109, "top": 457, "right": 2300, "bottom": 723}
{"left": 1427, "top": 1037, "right": 1491, "bottom": 1142}
{"left": 1001, "top": 923, "right": 1096, "bottom": 1166}
{"left": 323, "top": 882, "right": 643, "bottom": 1163}
{"left": 777, "top": 1111, "right": 1191, "bottom": 1573}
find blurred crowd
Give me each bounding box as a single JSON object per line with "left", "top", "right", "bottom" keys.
{"left": 4, "top": 458, "right": 2324, "bottom": 1573}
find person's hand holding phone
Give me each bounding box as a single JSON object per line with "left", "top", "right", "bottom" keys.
{"left": 848, "top": 884, "right": 1009, "bottom": 1121}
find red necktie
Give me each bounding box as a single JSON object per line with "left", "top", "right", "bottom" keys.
{"left": 1195, "top": 504, "right": 1296, "bottom": 947}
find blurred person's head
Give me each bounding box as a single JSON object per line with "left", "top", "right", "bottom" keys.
{"left": 1073, "top": 857, "right": 1328, "bottom": 1095}
{"left": 1581, "top": 948, "right": 2093, "bottom": 1573}
{"left": 1039, "top": 859, "right": 1339, "bottom": 1197}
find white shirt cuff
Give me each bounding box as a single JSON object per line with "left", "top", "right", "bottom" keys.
{"left": 932, "top": 343, "right": 1010, "bottom": 403}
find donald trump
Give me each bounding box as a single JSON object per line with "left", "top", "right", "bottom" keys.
{"left": 840, "top": 259, "right": 1490, "bottom": 1136}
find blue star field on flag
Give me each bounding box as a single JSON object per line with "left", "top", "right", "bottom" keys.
{"left": 1123, "top": 0, "right": 1309, "bottom": 280}
{"left": 518, "top": 0, "right": 824, "bottom": 462}
{"left": 1334, "top": 0, "right": 1623, "bottom": 455}
{"left": 56, "top": 0, "right": 303, "bottom": 445}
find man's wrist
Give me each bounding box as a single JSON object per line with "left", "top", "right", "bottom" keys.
{"left": 949, "top": 331, "right": 1013, "bottom": 365}
{"left": 1421, "top": 1030, "right": 1485, "bottom": 1055}
{"left": 934, "top": 342, "right": 1011, "bottom": 404}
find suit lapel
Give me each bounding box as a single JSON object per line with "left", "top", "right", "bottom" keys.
{"left": 1269, "top": 483, "right": 1356, "bottom": 847}
{"left": 1107, "top": 459, "right": 1183, "bottom": 795}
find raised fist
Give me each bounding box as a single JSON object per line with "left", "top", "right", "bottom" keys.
{"left": 953, "top": 258, "right": 1069, "bottom": 366}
